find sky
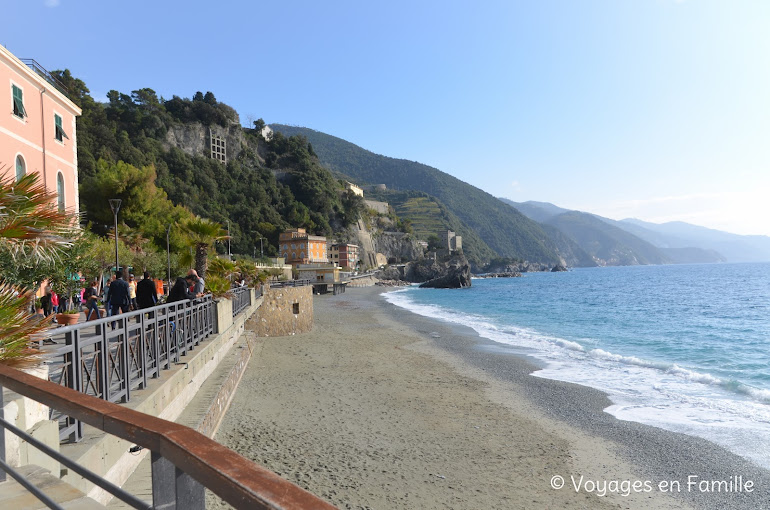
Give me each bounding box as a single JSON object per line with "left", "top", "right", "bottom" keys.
{"left": 3, "top": 0, "right": 769, "bottom": 236}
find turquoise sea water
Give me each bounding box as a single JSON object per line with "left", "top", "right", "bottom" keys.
{"left": 384, "top": 263, "right": 770, "bottom": 469}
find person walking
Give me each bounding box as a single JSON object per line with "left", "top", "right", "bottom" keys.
{"left": 136, "top": 271, "right": 158, "bottom": 310}
{"left": 108, "top": 270, "right": 131, "bottom": 319}
{"left": 84, "top": 279, "right": 100, "bottom": 321}
{"left": 40, "top": 287, "right": 53, "bottom": 316}
{"left": 128, "top": 275, "right": 138, "bottom": 310}
{"left": 50, "top": 289, "right": 59, "bottom": 314}
{"left": 103, "top": 274, "right": 115, "bottom": 317}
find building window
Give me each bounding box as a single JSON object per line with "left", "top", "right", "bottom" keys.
{"left": 54, "top": 114, "right": 69, "bottom": 142}
{"left": 210, "top": 133, "right": 226, "bottom": 163}
{"left": 12, "top": 84, "right": 26, "bottom": 119}
{"left": 56, "top": 172, "right": 65, "bottom": 212}
{"left": 15, "top": 155, "right": 25, "bottom": 182}
{"left": 292, "top": 303, "right": 300, "bottom": 314}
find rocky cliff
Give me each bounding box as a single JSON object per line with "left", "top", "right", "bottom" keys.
{"left": 164, "top": 121, "right": 248, "bottom": 161}
{"left": 374, "top": 232, "right": 424, "bottom": 264}
{"left": 400, "top": 254, "right": 472, "bottom": 288}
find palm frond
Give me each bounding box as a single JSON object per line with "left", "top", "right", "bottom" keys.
{"left": 0, "top": 283, "right": 47, "bottom": 367}
{"left": 0, "top": 170, "right": 76, "bottom": 262}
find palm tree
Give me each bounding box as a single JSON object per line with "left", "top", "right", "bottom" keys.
{"left": 0, "top": 170, "right": 77, "bottom": 366}
{"left": 183, "top": 216, "right": 228, "bottom": 277}
{"left": 0, "top": 171, "right": 74, "bottom": 261}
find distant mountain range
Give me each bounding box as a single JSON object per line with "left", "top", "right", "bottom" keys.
{"left": 503, "top": 200, "right": 770, "bottom": 264}
{"left": 270, "top": 124, "right": 769, "bottom": 267}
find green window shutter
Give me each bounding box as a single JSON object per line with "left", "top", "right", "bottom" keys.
{"left": 54, "top": 113, "right": 69, "bottom": 140}
{"left": 12, "top": 85, "right": 26, "bottom": 118}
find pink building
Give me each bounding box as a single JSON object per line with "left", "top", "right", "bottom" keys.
{"left": 1, "top": 46, "right": 81, "bottom": 214}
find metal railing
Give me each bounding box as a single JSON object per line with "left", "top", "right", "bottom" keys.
{"left": 230, "top": 286, "right": 251, "bottom": 317}
{"left": 19, "top": 58, "right": 70, "bottom": 95}
{"left": 39, "top": 295, "right": 214, "bottom": 443}
{"left": 270, "top": 279, "right": 313, "bottom": 288}
{"left": 0, "top": 364, "right": 336, "bottom": 510}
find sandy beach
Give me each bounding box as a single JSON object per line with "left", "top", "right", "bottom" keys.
{"left": 209, "top": 287, "right": 769, "bottom": 509}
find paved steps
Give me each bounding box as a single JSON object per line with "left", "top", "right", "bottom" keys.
{"left": 0, "top": 464, "right": 106, "bottom": 509}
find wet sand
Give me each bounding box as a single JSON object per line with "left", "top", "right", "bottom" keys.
{"left": 210, "top": 287, "right": 768, "bottom": 509}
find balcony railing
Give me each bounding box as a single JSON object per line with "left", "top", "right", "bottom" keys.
{"left": 19, "top": 58, "right": 70, "bottom": 96}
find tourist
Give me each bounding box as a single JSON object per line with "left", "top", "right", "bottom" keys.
{"left": 50, "top": 288, "right": 59, "bottom": 314}
{"left": 136, "top": 271, "right": 158, "bottom": 309}
{"left": 187, "top": 269, "right": 205, "bottom": 297}
{"left": 103, "top": 274, "right": 115, "bottom": 317}
{"left": 84, "top": 280, "right": 100, "bottom": 321}
{"left": 39, "top": 287, "right": 53, "bottom": 316}
{"left": 168, "top": 277, "right": 196, "bottom": 303}
{"left": 108, "top": 270, "right": 130, "bottom": 317}
{"left": 128, "top": 275, "right": 138, "bottom": 310}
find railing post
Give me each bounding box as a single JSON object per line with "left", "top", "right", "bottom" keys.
{"left": 176, "top": 465, "right": 205, "bottom": 510}
{"left": 139, "top": 313, "right": 148, "bottom": 390}
{"left": 98, "top": 323, "right": 108, "bottom": 400}
{"left": 151, "top": 451, "right": 176, "bottom": 509}
{"left": 120, "top": 316, "right": 130, "bottom": 403}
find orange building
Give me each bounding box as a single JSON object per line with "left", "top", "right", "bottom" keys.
{"left": 279, "top": 228, "right": 328, "bottom": 266}
{"left": 1, "top": 46, "right": 81, "bottom": 213}
{"left": 328, "top": 243, "right": 360, "bottom": 270}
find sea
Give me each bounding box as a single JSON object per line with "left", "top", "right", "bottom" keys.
{"left": 384, "top": 263, "right": 770, "bottom": 469}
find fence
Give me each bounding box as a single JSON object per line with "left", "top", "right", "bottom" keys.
{"left": 38, "top": 295, "right": 215, "bottom": 443}
{"left": 270, "top": 279, "right": 313, "bottom": 289}
{"left": 230, "top": 286, "right": 252, "bottom": 317}
{"left": 0, "top": 363, "right": 336, "bottom": 510}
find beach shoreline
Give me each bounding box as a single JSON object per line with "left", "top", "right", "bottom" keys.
{"left": 211, "top": 286, "right": 768, "bottom": 509}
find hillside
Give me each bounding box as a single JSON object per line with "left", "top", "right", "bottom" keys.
{"left": 506, "top": 199, "right": 730, "bottom": 265}
{"left": 621, "top": 219, "right": 770, "bottom": 263}
{"left": 545, "top": 211, "right": 672, "bottom": 266}
{"left": 366, "top": 189, "right": 496, "bottom": 266}
{"left": 500, "top": 199, "right": 570, "bottom": 223}
{"left": 53, "top": 72, "right": 376, "bottom": 258}
{"left": 271, "top": 125, "right": 561, "bottom": 265}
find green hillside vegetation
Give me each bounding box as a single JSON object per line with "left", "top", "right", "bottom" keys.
{"left": 52, "top": 71, "right": 359, "bottom": 257}
{"left": 538, "top": 223, "right": 598, "bottom": 267}
{"left": 368, "top": 189, "right": 497, "bottom": 266}
{"left": 271, "top": 125, "right": 561, "bottom": 265}
{"left": 545, "top": 211, "right": 671, "bottom": 266}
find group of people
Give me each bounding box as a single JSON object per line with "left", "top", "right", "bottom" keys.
{"left": 36, "top": 269, "right": 209, "bottom": 322}
{"left": 104, "top": 269, "right": 206, "bottom": 317}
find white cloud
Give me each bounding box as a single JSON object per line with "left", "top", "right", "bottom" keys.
{"left": 44, "top": 0, "right": 60, "bottom": 7}
{"left": 510, "top": 180, "right": 522, "bottom": 192}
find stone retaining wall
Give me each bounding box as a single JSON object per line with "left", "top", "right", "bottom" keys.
{"left": 248, "top": 286, "right": 313, "bottom": 336}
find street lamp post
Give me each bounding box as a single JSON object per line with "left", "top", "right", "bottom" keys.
{"left": 166, "top": 224, "right": 172, "bottom": 293}
{"left": 227, "top": 220, "right": 231, "bottom": 259}
{"left": 108, "top": 199, "right": 122, "bottom": 275}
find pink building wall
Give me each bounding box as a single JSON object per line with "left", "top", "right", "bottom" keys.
{"left": 0, "top": 46, "right": 81, "bottom": 215}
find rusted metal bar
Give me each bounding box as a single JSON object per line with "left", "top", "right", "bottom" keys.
{"left": 0, "top": 364, "right": 336, "bottom": 510}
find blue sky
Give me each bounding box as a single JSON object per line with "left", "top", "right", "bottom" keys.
{"left": 3, "top": 0, "right": 769, "bottom": 235}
